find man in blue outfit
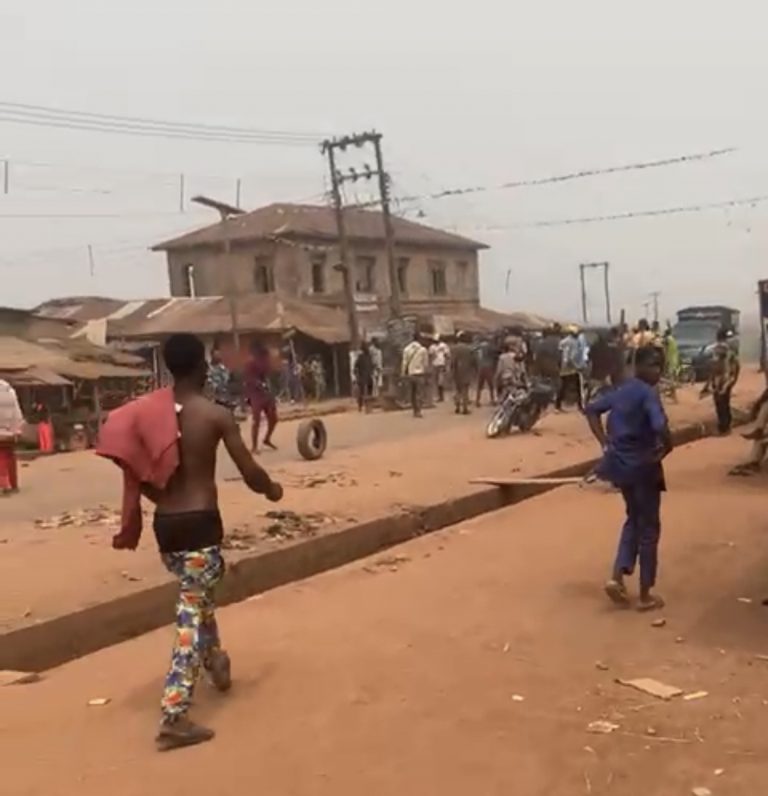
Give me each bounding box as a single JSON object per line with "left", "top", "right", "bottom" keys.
{"left": 585, "top": 346, "right": 673, "bottom": 612}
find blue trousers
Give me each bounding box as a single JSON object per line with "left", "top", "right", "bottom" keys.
{"left": 615, "top": 480, "right": 662, "bottom": 590}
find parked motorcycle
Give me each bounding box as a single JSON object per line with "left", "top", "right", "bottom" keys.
{"left": 486, "top": 380, "right": 555, "bottom": 438}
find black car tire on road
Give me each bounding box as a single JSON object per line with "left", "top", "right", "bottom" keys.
{"left": 297, "top": 419, "right": 328, "bottom": 460}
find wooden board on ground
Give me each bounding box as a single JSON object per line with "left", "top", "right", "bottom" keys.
{"left": 470, "top": 476, "right": 585, "bottom": 487}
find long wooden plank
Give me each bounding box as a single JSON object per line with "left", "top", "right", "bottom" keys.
{"left": 470, "top": 476, "right": 585, "bottom": 486}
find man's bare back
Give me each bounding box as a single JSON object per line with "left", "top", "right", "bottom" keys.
{"left": 154, "top": 393, "right": 277, "bottom": 514}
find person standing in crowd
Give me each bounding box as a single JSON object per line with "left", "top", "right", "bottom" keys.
{"left": 451, "top": 331, "right": 475, "bottom": 415}
{"left": 495, "top": 339, "right": 528, "bottom": 397}
{"left": 206, "top": 348, "right": 236, "bottom": 410}
{"left": 370, "top": 338, "right": 384, "bottom": 398}
{"left": 244, "top": 341, "right": 278, "bottom": 452}
{"left": 401, "top": 331, "right": 428, "bottom": 418}
{"left": 585, "top": 346, "right": 672, "bottom": 612}
{"left": 474, "top": 336, "right": 497, "bottom": 407}
{"left": 98, "top": 333, "right": 283, "bottom": 750}
{"left": 533, "top": 324, "right": 562, "bottom": 387}
{"left": 0, "top": 379, "right": 24, "bottom": 495}
{"left": 557, "top": 326, "right": 585, "bottom": 411}
{"left": 663, "top": 327, "right": 680, "bottom": 381}
{"left": 429, "top": 335, "right": 451, "bottom": 403}
{"left": 731, "top": 385, "right": 768, "bottom": 475}
{"left": 631, "top": 319, "right": 656, "bottom": 351}
{"left": 308, "top": 356, "right": 326, "bottom": 402}
{"left": 586, "top": 330, "right": 613, "bottom": 400}
{"left": 354, "top": 342, "right": 375, "bottom": 413}
{"left": 702, "top": 329, "right": 740, "bottom": 435}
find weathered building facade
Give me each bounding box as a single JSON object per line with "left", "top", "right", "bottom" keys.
{"left": 153, "top": 203, "right": 487, "bottom": 316}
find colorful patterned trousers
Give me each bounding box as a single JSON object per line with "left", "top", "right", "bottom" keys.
{"left": 160, "top": 546, "right": 225, "bottom": 720}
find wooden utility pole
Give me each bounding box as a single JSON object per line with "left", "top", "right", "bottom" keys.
{"left": 579, "top": 261, "right": 611, "bottom": 324}
{"left": 372, "top": 134, "right": 401, "bottom": 317}
{"left": 649, "top": 291, "right": 661, "bottom": 324}
{"left": 322, "top": 139, "right": 360, "bottom": 348}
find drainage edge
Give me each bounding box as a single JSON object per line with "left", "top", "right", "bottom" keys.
{"left": 0, "top": 416, "right": 727, "bottom": 672}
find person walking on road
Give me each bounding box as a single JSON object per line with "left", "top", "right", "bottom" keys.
{"left": 0, "top": 378, "right": 24, "bottom": 495}
{"left": 585, "top": 346, "right": 672, "bottom": 613}
{"left": 98, "top": 333, "right": 283, "bottom": 751}
{"left": 701, "top": 329, "right": 740, "bottom": 435}
{"left": 557, "top": 326, "right": 585, "bottom": 411}
{"left": 244, "top": 341, "right": 279, "bottom": 452}
{"left": 451, "top": 331, "right": 475, "bottom": 415}
{"left": 354, "top": 342, "right": 375, "bottom": 413}
{"left": 402, "top": 332, "right": 428, "bottom": 418}
{"left": 429, "top": 335, "right": 451, "bottom": 402}
{"left": 474, "top": 336, "right": 497, "bottom": 407}
{"left": 370, "top": 338, "right": 384, "bottom": 398}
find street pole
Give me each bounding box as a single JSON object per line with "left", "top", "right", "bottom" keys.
{"left": 323, "top": 140, "right": 360, "bottom": 349}
{"left": 649, "top": 291, "right": 660, "bottom": 324}
{"left": 579, "top": 264, "right": 588, "bottom": 324}
{"left": 372, "top": 134, "right": 401, "bottom": 317}
{"left": 579, "top": 261, "right": 611, "bottom": 325}
{"left": 223, "top": 219, "right": 240, "bottom": 352}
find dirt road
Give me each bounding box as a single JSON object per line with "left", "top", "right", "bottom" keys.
{"left": 1, "top": 376, "right": 760, "bottom": 634}
{"left": 3, "top": 434, "right": 768, "bottom": 796}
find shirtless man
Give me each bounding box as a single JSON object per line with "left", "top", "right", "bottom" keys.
{"left": 144, "top": 334, "right": 283, "bottom": 751}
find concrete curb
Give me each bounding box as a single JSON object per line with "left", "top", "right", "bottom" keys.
{"left": 0, "top": 415, "right": 732, "bottom": 672}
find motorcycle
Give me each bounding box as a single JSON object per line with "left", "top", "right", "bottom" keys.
{"left": 486, "top": 379, "right": 555, "bottom": 438}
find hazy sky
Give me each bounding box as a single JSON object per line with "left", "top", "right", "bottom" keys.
{"left": 1, "top": 1, "right": 766, "bottom": 323}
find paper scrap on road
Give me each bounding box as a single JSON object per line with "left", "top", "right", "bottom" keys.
{"left": 616, "top": 678, "right": 683, "bottom": 700}
{"left": 87, "top": 698, "right": 111, "bottom": 707}
{"left": 586, "top": 720, "right": 620, "bottom": 735}
{"left": 692, "top": 788, "right": 712, "bottom": 796}
{"left": 651, "top": 618, "right": 667, "bottom": 628}
{"left": 511, "top": 694, "right": 525, "bottom": 702}
{"left": 683, "top": 691, "right": 709, "bottom": 701}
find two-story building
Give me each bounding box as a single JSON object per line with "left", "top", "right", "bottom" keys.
{"left": 152, "top": 203, "right": 487, "bottom": 317}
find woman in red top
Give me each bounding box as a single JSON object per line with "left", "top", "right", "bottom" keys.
{"left": 244, "top": 341, "right": 278, "bottom": 453}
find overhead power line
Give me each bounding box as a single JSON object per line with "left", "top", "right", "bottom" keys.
{"left": 469, "top": 192, "right": 768, "bottom": 230}
{"left": 352, "top": 147, "right": 737, "bottom": 209}
{"left": 0, "top": 101, "right": 329, "bottom": 145}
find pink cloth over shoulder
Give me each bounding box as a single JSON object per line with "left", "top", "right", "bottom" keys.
{"left": 96, "top": 388, "right": 179, "bottom": 550}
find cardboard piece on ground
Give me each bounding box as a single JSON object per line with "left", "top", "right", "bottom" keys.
{"left": 616, "top": 677, "right": 683, "bottom": 701}
{"left": 470, "top": 476, "right": 585, "bottom": 486}
{"left": 0, "top": 670, "right": 41, "bottom": 686}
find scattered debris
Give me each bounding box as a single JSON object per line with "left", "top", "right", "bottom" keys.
{"left": 684, "top": 691, "right": 709, "bottom": 702}
{"left": 676, "top": 636, "right": 686, "bottom": 644}
{"left": 595, "top": 661, "right": 610, "bottom": 671}
{"left": 691, "top": 788, "right": 712, "bottom": 796}
{"left": 714, "top": 769, "right": 725, "bottom": 777}
{"left": 293, "top": 471, "right": 357, "bottom": 489}
{"left": 511, "top": 694, "right": 525, "bottom": 702}
{"left": 262, "top": 510, "right": 332, "bottom": 542}
{"left": 616, "top": 678, "right": 683, "bottom": 701}
{"left": 651, "top": 618, "right": 667, "bottom": 628}
{"left": 363, "top": 554, "right": 410, "bottom": 575}
{"left": 22, "top": 607, "right": 32, "bottom": 618}
{"left": 222, "top": 527, "right": 259, "bottom": 551}
{"left": 120, "top": 571, "right": 142, "bottom": 583}
{"left": 388, "top": 470, "right": 403, "bottom": 478}
{"left": 34, "top": 506, "right": 120, "bottom": 530}
{"left": 502, "top": 642, "right": 511, "bottom": 653}
{"left": 587, "top": 720, "right": 620, "bottom": 735}
{"left": 87, "top": 698, "right": 111, "bottom": 707}
{"left": 0, "top": 670, "right": 41, "bottom": 686}
{"left": 646, "top": 727, "right": 658, "bottom": 737}
{"left": 754, "top": 654, "right": 768, "bottom": 662}
{"left": 737, "top": 597, "right": 753, "bottom": 604}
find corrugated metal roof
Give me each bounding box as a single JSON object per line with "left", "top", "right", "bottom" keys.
{"left": 109, "top": 294, "right": 350, "bottom": 344}
{"left": 152, "top": 203, "right": 487, "bottom": 253}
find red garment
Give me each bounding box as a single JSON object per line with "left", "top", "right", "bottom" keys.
{"left": 0, "top": 442, "right": 18, "bottom": 491}
{"left": 38, "top": 421, "right": 54, "bottom": 453}
{"left": 96, "top": 388, "right": 179, "bottom": 550}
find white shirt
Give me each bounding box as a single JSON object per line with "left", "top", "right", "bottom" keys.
{"left": 429, "top": 341, "right": 451, "bottom": 368}
{"left": 402, "top": 341, "right": 428, "bottom": 376}
{"left": 0, "top": 380, "right": 24, "bottom": 440}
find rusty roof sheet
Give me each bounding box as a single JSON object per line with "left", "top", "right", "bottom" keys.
{"left": 109, "top": 295, "right": 350, "bottom": 344}
{"left": 0, "top": 367, "right": 74, "bottom": 387}
{"left": 152, "top": 203, "right": 487, "bottom": 253}
{"left": 0, "top": 336, "right": 148, "bottom": 380}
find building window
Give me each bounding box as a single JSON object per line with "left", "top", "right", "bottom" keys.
{"left": 253, "top": 256, "right": 275, "bottom": 293}
{"left": 429, "top": 260, "right": 447, "bottom": 296}
{"left": 181, "top": 263, "right": 197, "bottom": 297}
{"left": 456, "top": 260, "right": 469, "bottom": 292}
{"left": 397, "top": 257, "right": 409, "bottom": 295}
{"left": 355, "top": 255, "right": 376, "bottom": 293}
{"left": 310, "top": 253, "right": 326, "bottom": 294}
